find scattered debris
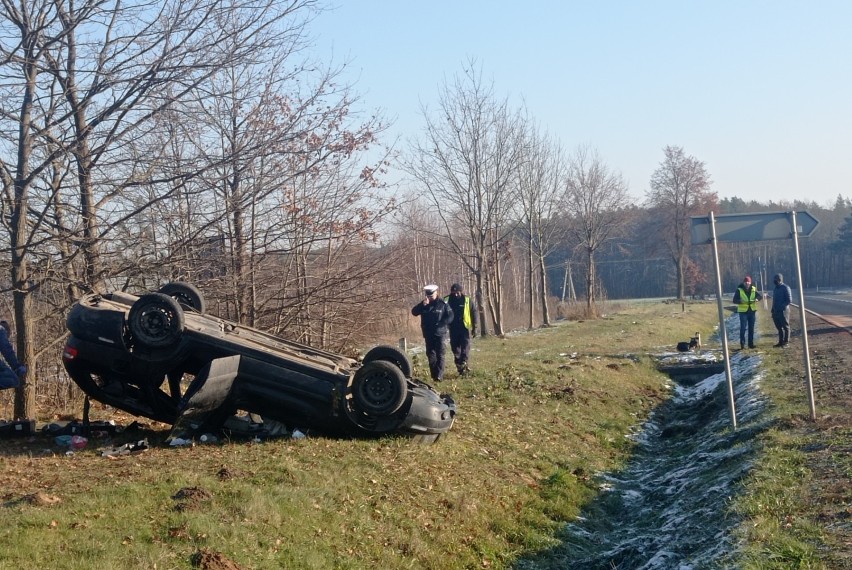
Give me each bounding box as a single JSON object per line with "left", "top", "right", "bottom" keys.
{"left": 259, "top": 417, "right": 288, "bottom": 438}
{"left": 54, "top": 435, "right": 73, "bottom": 447}
{"left": 101, "top": 439, "right": 149, "bottom": 457}
{"left": 70, "top": 435, "right": 88, "bottom": 450}
{"left": 0, "top": 419, "right": 36, "bottom": 437}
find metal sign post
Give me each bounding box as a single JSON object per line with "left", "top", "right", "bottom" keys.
{"left": 709, "top": 212, "right": 737, "bottom": 428}
{"left": 790, "top": 211, "right": 817, "bottom": 419}
{"left": 691, "top": 210, "right": 820, "bottom": 426}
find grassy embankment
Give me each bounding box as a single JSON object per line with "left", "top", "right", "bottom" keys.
{"left": 1, "top": 300, "right": 739, "bottom": 569}
{"left": 731, "top": 314, "right": 851, "bottom": 570}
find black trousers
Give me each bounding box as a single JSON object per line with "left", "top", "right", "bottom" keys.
{"left": 424, "top": 334, "right": 447, "bottom": 381}
{"left": 449, "top": 328, "right": 472, "bottom": 372}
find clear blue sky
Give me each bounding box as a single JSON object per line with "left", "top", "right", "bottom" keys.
{"left": 313, "top": 1, "right": 851, "bottom": 206}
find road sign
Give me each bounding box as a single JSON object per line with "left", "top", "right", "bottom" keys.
{"left": 693, "top": 209, "right": 821, "bottom": 425}
{"left": 690, "top": 211, "right": 819, "bottom": 244}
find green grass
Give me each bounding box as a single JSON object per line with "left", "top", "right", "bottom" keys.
{"left": 726, "top": 316, "right": 850, "bottom": 570}
{"left": 0, "top": 300, "right": 743, "bottom": 569}
{"left": 730, "top": 430, "right": 830, "bottom": 570}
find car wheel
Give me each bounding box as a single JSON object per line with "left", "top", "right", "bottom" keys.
{"left": 158, "top": 282, "right": 206, "bottom": 313}
{"left": 361, "top": 345, "right": 413, "bottom": 378}
{"left": 128, "top": 293, "right": 185, "bottom": 349}
{"left": 351, "top": 360, "right": 408, "bottom": 416}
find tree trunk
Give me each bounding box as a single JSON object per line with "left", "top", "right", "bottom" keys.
{"left": 11, "top": 48, "right": 37, "bottom": 420}
{"left": 12, "top": 290, "right": 35, "bottom": 420}
{"left": 489, "top": 237, "right": 505, "bottom": 336}
{"left": 527, "top": 233, "right": 534, "bottom": 329}
{"left": 475, "top": 248, "right": 488, "bottom": 337}
{"left": 586, "top": 247, "right": 596, "bottom": 312}
{"left": 537, "top": 251, "right": 551, "bottom": 325}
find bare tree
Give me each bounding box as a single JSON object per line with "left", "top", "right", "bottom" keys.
{"left": 0, "top": 0, "right": 322, "bottom": 419}
{"left": 646, "top": 146, "right": 717, "bottom": 300}
{"left": 265, "top": 105, "right": 397, "bottom": 348}
{"left": 0, "top": 0, "right": 68, "bottom": 417}
{"left": 515, "top": 123, "right": 565, "bottom": 328}
{"left": 394, "top": 199, "right": 452, "bottom": 294}
{"left": 562, "top": 145, "right": 631, "bottom": 314}
{"left": 43, "top": 0, "right": 321, "bottom": 291}
{"left": 406, "top": 60, "right": 524, "bottom": 337}
{"left": 179, "top": 69, "right": 376, "bottom": 327}
{"left": 135, "top": 28, "right": 396, "bottom": 348}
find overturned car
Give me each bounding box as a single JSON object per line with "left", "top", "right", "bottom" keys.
{"left": 62, "top": 283, "right": 455, "bottom": 443}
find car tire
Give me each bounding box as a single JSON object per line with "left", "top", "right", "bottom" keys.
{"left": 128, "top": 293, "right": 185, "bottom": 349}
{"left": 361, "top": 345, "right": 413, "bottom": 378}
{"left": 158, "top": 282, "right": 206, "bottom": 313}
{"left": 351, "top": 360, "right": 408, "bottom": 416}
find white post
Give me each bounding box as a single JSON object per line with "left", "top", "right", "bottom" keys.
{"left": 790, "top": 211, "right": 817, "bottom": 420}
{"left": 710, "top": 212, "right": 737, "bottom": 429}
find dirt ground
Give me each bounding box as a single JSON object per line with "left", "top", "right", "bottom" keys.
{"left": 782, "top": 313, "right": 852, "bottom": 568}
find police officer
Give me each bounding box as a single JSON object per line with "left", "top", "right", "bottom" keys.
{"left": 444, "top": 283, "right": 476, "bottom": 375}
{"left": 411, "top": 284, "right": 453, "bottom": 382}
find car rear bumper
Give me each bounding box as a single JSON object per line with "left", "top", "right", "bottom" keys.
{"left": 396, "top": 384, "right": 456, "bottom": 435}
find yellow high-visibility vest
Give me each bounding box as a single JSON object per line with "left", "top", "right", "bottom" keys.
{"left": 736, "top": 286, "right": 758, "bottom": 312}
{"left": 444, "top": 295, "right": 473, "bottom": 329}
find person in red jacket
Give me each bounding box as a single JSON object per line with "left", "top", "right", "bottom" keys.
{"left": 732, "top": 276, "right": 763, "bottom": 349}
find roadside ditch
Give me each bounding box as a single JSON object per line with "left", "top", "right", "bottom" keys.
{"left": 517, "top": 316, "right": 770, "bottom": 569}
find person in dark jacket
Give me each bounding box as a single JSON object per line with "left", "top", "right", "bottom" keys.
{"left": 444, "top": 283, "right": 476, "bottom": 376}
{"left": 732, "top": 275, "right": 763, "bottom": 349}
{"left": 411, "top": 284, "right": 454, "bottom": 382}
{"left": 771, "top": 273, "right": 793, "bottom": 347}
{"left": 0, "top": 320, "right": 26, "bottom": 389}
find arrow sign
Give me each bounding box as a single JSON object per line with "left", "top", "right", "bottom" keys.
{"left": 690, "top": 211, "right": 820, "bottom": 244}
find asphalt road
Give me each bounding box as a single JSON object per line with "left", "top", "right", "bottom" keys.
{"left": 795, "top": 288, "right": 852, "bottom": 331}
